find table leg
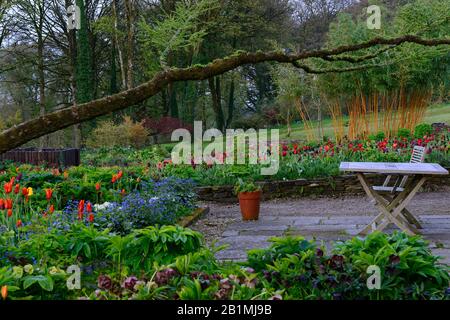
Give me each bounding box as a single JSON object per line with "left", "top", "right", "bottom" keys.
{"left": 356, "top": 173, "right": 424, "bottom": 236}
{"left": 376, "top": 176, "right": 426, "bottom": 234}
{"left": 379, "top": 194, "right": 423, "bottom": 229}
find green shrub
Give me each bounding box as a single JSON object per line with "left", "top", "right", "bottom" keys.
{"left": 397, "top": 128, "right": 412, "bottom": 139}
{"left": 2, "top": 227, "right": 449, "bottom": 300}
{"left": 376, "top": 131, "right": 385, "bottom": 141}
{"left": 414, "top": 123, "right": 433, "bottom": 138}
{"left": 86, "top": 116, "right": 149, "bottom": 149}
{"left": 368, "top": 132, "right": 386, "bottom": 141}
{"left": 244, "top": 232, "right": 449, "bottom": 300}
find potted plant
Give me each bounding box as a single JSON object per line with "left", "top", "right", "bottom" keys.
{"left": 234, "top": 179, "right": 262, "bottom": 221}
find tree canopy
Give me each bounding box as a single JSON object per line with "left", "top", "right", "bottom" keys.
{"left": 0, "top": 0, "right": 448, "bottom": 152}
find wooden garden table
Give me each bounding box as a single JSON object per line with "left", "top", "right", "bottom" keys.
{"left": 339, "top": 162, "right": 449, "bottom": 236}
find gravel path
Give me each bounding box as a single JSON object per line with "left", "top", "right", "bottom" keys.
{"left": 191, "top": 189, "right": 450, "bottom": 263}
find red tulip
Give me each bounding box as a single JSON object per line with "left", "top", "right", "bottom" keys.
{"left": 3, "top": 182, "right": 12, "bottom": 194}
{"left": 117, "top": 171, "right": 123, "bottom": 179}
{"left": 112, "top": 175, "right": 117, "bottom": 183}
{"left": 88, "top": 213, "right": 94, "bottom": 223}
{"left": 7, "top": 209, "right": 12, "bottom": 217}
{"left": 86, "top": 202, "right": 92, "bottom": 213}
{"left": 45, "top": 188, "right": 53, "bottom": 201}
{"left": 78, "top": 200, "right": 85, "bottom": 214}
{"left": 282, "top": 151, "right": 287, "bottom": 157}
{"left": 5, "top": 199, "right": 12, "bottom": 210}
{"left": 16, "top": 219, "right": 22, "bottom": 227}
{"left": 14, "top": 184, "right": 20, "bottom": 194}
{"left": 95, "top": 183, "right": 101, "bottom": 191}
{"left": 49, "top": 204, "right": 55, "bottom": 214}
{"left": 22, "top": 187, "right": 28, "bottom": 196}
{"left": 0, "top": 199, "right": 4, "bottom": 210}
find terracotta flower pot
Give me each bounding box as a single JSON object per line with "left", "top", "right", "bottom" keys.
{"left": 238, "top": 190, "right": 261, "bottom": 221}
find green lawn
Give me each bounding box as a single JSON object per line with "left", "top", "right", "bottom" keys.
{"left": 161, "top": 103, "right": 449, "bottom": 150}
{"left": 276, "top": 103, "right": 450, "bottom": 142}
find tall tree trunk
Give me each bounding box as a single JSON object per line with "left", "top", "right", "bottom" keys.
{"left": 124, "top": 0, "right": 135, "bottom": 89}
{"left": 226, "top": 78, "right": 235, "bottom": 128}
{"left": 162, "top": 89, "right": 168, "bottom": 116}
{"left": 74, "top": 0, "right": 93, "bottom": 148}
{"left": 168, "top": 83, "right": 178, "bottom": 118}
{"left": 110, "top": 40, "right": 118, "bottom": 95}
{"left": 37, "top": 31, "right": 46, "bottom": 148}
{"left": 66, "top": 0, "right": 80, "bottom": 148}
{"left": 112, "top": 0, "right": 126, "bottom": 90}
{"left": 208, "top": 77, "right": 225, "bottom": 131}
{"left": 72, "top": 78, "right": 81, "bottom": 149}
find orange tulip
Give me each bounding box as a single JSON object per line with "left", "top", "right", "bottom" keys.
{"left": 63, "top": 171, "right": 69, "bottom": 179}
{"left": 112, "top": 175, "right": 117, "bottom": 183}
{"left": 1, "top": 285, "right": 7, "bottom": 300}
{"left": 121, "top": 189, "right": 126, "bottom": 197}
{"left": 117, "top": 171, "right": 123, "bottom": 179}
{"left": 16, "top": 219, "right": 22, "bottom": 227}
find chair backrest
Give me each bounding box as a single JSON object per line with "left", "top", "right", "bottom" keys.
{"left": 381, "top": 146, "right": 427, "bottom": 190}
{"left": 410, "top": 146, "right": 426, "bottom": 164}
{"left": 398, "top": 146, "right": 427, "bottom": 188}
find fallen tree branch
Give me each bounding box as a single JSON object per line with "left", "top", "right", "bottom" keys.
{"left": 0, "top": 34, "right": 449, "bottom": 154}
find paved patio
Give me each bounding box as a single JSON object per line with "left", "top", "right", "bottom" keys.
{"left": 192, "top": 190, "right": 450, "bottom": 264}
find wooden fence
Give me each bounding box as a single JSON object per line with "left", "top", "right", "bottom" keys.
{"left": 0, "top": 148, "right": 80, "bottom": 167}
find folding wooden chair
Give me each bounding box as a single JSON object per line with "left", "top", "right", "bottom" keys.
{"left": 372, "top": 146, "right": 426, "bottom": 229}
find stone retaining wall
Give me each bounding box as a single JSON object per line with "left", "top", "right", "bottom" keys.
{"left": 196, "top": 169, "right": 450, "bottom": 203}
